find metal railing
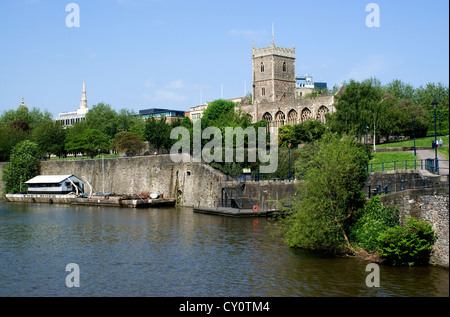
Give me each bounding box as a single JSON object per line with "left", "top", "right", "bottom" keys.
{"left": 367, "top": 159, "right": 449, "bottom": 175}
{"left": 366, "top": 175, "right": 449, "bottom": 198}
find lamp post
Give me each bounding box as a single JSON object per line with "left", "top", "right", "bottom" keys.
{"left": 288, "top": 142, "right": 291, "bottom": 182}
{"left": 411, "top": 114, "right": 416, "bottom": 156}
{"left": 432, "top": 99, "right": 439, "bottom": 174}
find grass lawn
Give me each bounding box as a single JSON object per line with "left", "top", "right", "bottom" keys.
{"left": 368, "top": 151, "right": 419, "bottom": 172}
{"left": 376, "top": 136, "right": 449, "bottom": 160}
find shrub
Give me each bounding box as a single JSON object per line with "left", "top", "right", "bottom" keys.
{"left": 376, "top": 217, "right": 437, "bottom": 266}
{"left": 350, "top": 196, "right": 399, "bottom": 251}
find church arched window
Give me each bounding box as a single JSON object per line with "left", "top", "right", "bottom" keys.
{"left": 260, "top": 62, "right": 265, "bottom": 72}
{"left": 282, "top": 62, "right": 287, "bottom": 72}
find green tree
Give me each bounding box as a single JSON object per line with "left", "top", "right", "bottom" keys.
{"left": 2, "top": 140, "right": 41, "bottom": 194}
{"left": 85, "top": 103, "right": 119, "bottom": 139}
{"left": 112, "top": 131, "right": 145, "bottom": 156}
{"left": 79, "top": 129, "right": 110, "bottom": 158}
{"left": 144, "top": 117, "right": 171, "bottom": 153}
{"left": 0, "top": 125, "right": 29, "bottom": 161}
{"left": 32, "top": 119, "right": 66, "bottom": 158}
{"left": 328, "top": 78, "right": 384, "bottom": 138}
{"left": 201, "top": 99, "right": 237, "bottom": 127}
{"left": 277, "top": 133, "right": 369, "bottom": 253}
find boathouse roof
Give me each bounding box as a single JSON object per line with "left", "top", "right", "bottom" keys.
{"left": 25, "top": 175, "right": 82, "bottom": 184}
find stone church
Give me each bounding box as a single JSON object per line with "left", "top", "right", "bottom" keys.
{"left": 239, "top": 38, "right": 340, "bottom": 134}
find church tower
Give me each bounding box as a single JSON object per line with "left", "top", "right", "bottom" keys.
{"left": 252, "top": 38, "right": 296, "bottom": 104}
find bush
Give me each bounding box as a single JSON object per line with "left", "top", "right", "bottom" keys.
{"left": 350, "top": 196, "right": 399, "bottom": 251}
{"left": 376, "top": 217, "right": 437, "bottom": 266}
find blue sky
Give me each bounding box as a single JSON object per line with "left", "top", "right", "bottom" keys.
{"left": 0, "top": 0, "right": 448, "bottom": 117}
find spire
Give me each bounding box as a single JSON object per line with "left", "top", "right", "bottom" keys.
{"left": 80, "top": 80, "right": 87, "bottom": 109}
{"left": 271, "top": 23, "right": 274, "bottom": 47}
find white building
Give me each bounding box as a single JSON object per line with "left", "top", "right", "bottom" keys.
{"left": 25, "top": 175, "right": 84, "bottom": 195}
{"left": 55, "top": 81, "right": 89, "bottom": 127}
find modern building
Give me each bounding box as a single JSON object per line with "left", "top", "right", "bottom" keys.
{"left": 139, "top": 108, "right": 185, "bottom": 122}
{"left": 55, "top": 81, "right": 89, "bottom": 127}
{"left": 25, "top": 175, "right": 84, "bottom": 195}
{"left": 295, "top": 75, "right": 328, "bottom": 98}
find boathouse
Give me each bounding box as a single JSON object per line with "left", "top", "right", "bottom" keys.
{"left": 25, "top": 175, "right": 84, "bottom": 195}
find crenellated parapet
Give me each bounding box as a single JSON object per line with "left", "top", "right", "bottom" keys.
{"left": 252, "top": 41, "right": 295, "bottom": 59}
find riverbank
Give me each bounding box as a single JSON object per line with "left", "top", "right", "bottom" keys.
{"left": 5, "top": 193, "right": 176, "bottom": 208}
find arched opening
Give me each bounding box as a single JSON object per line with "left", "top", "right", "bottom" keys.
{"left": 301, "top": 108, "right": 312, "bottom": 123}
{"left": 275, "top": 111, "right": 285, "bottom": 127}
{"left": 287, "top": 109, "right": 298, "bottom": 125}
{"left": 316, "top": 106, "right": 329, "bottom": 123}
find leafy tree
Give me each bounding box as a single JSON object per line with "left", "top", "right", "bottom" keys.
{"left": 279, "top": 120, "right": 326, "bottom": 147}
{"left": 112, "top": 131, "right": 145, "bottom": 156}
{"left": 0, "top": 125, "right": 29, "bottom": 161}
{"left": 201, "top": 99, "right": 237, "bottom": 126}
{"left": 79, "top": 129, "right": 110, "bottom": 158}
{"left": 328, "top": 78, "right": 384, "bottom": 138}
{"left": 31, "top": 119, "right": 66, "bottom": 158}
{"left": 144, "top": 117, "right": 171, "bottom": 153}
{"left": 65, "top": 121, "right": 88, "bottom": 157}
{"left": 85, "top": 103, "right": 119, "bottom": 139}
{"left": 277, "top": 133, "right": 369, "bottom": 253}
{"left": 2, "top": 140, "right": 40, "bottom": 194}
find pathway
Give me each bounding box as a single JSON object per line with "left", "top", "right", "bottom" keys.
{"left": 410, "top": 149, "right": 449, "bottom": 175}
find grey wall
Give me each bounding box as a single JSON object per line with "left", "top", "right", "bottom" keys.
{"left": 379, "top": 188, "right": 449, "bottom": 268}
{"left": 35, "top": 155, "right": 227, "bottom": 207}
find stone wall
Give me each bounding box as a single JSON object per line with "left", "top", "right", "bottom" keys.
{"left": 380, "top": 188, "right": 449, "bottom": 268}
{"left": 0, "top": 155, "right": 227, "bottom": 207}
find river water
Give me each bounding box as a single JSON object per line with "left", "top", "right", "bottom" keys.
{"left": 0, "top": 201, "right": 448, "bottom": 297}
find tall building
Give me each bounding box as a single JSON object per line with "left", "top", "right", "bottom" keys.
{"left": 252, "top": 37, "right": 296, "bottom": 104}
{"left": 56, "top": 81, "right": 89, "bottom": 127}
{"left": 240, "top": 39, "right": 338, "bottom": 134}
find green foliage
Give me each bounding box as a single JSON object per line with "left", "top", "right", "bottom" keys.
{"left": 349, "top": 196, "right": 399, "bottom": 251}
{"left": 112, "top": 131, "right": 145, "bottom": 155}
{"left": 31, "top": 119, "right": 66, "bottom": 158}
{"left": 201, "top": 99, "right": 237, "bottom": 126}
{"left": 327, "top": 78, "right": 447, "bottom": 142}
{"left": 376, "top": 217, "right": 437, "bottom": 266}
{"left": 0, "top": 125, "right": 29, "bottom": 161}
{"left": 65, "top": 127, "right": 109, "bottom": 158}
{"left": 278, "top": 133, "right": 369, "bottom": 252}
{"left": 278, "top": 120, "right": 326, "bottom": 147}
{"left": 144, "top": 117, "right": 172, "bottom": 152}
{"left": 2, "top": 140, "right": 40, "bottom": 194}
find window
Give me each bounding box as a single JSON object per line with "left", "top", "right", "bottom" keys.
{"left": 283, "top": 62, "right": 287, "bottom": 72}
{"left": 262, "top": 88, "right": 265, "bottom": 96}
{"left": 260, "top": 62, "right": 264, "bottom": 72}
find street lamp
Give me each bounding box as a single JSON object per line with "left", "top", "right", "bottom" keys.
{"left": 288, "top": 142, "right": 291, "bottom": 182}
{"left": 432, "top": 99, "right": 439, "bottom": 174}
{"left": 411, "top": 114, "right": 416, "bottom": 156}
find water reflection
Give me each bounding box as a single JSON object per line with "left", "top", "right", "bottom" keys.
{"left": 0, "top": 202, "right": 448, "bottom": 297}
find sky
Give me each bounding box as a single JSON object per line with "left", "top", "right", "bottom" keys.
{"left": 0, "top": 0, "right": 448, "bottom": 118}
